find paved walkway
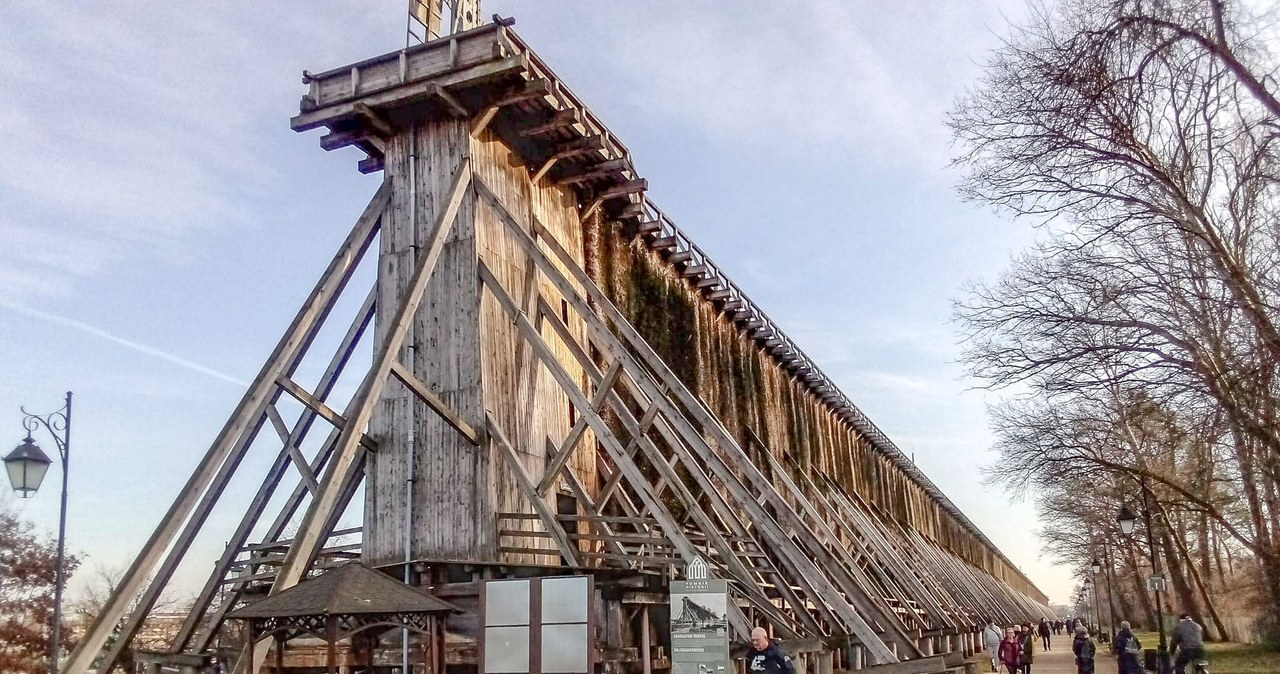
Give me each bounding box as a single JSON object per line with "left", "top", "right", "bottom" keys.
{"left": 977, "top": 633, "right": 1118, "bottom": 674}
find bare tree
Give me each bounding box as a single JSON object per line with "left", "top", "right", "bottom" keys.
{"left": 950, "top": 0, "right": 1280, "bottom": 638}
{"left": 67, "top": 563, "right": 191, "bottom": 673}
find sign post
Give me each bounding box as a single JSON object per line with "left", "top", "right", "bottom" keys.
{"left": 670, "top": 557, "right": 729, "bottom": 674}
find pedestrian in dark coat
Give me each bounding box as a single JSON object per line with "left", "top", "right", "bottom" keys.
{"left": 1072, "top": 626, "right": 1096, "bottom": 674}
{"left": 1113, "top": 621, "right": 1142, "bottom": 674}
{"left": 998, "top": 628, "right": 1023, "bottom": 674}
{"left": 1037, "top": 619, "right": 1051, "bottom": 651}
{"left": 1019, "top": 623, "right": 1035, "bottom": 673}
{"left": 745, "top": 627, "right": 794, "bottom": 674}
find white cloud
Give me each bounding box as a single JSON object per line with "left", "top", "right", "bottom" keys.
{"left": 534, "top": 1, "right": 1029, "bottom": 169}
{"left": 0, "top": 302, "right": 247, "bottom": 386}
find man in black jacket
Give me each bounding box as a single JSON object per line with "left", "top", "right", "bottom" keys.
{"left": 746, "top": 627, "right": 795, "bottom": 674}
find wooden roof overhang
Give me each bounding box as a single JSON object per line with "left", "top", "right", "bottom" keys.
{"left": 291, "top": 17, "right": 1039, "bottom": 597}
{"left": 227, "top": 563, "right": 458, "bottom": 641}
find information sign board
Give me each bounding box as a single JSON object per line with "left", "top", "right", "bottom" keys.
{"left": 670, "top": 557, "right": 729, "bottom": 674}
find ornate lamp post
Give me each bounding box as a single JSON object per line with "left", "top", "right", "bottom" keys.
{"left": 1090, "top": 557, "right": 1107, "bottom": 642}
{"left": 3, "top": 391, "right": 72, "bottom": 674}
{"left": 1118, "top": 477, "right": 1170, "bottom": 674}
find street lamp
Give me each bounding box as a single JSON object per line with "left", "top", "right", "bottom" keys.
{"left": 4, "top": 392, "right": 72, "bottom": 674}
{"left": 1117, "top": 475, "right": 1170, "bottom": 674}
{"left": 1090, "top": 557, "right": 1108, "bottom": 642}
{"left": 1117, "top": 505, "right": 1137, "bottom": 535}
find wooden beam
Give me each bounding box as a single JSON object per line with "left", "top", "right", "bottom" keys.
{"left": 274, "top": 377, "right": 375, "bottom": 451}
{"left": 431, "top": 84, "right": 469, "bottom": 118}
{"left": 635, "top": 219, "right": 662, "bottom": 235}
{"left": 650, "top": 236, "right": 678, "bottom": 251}
{"left": 292, "top": 55, "right": 527, "bottom": 131}
{"left": 353, "top": 102, "right": 393, "bottom": 137}
{"left": 681, "top": 264, "right": 708, "bottom": 278}
{"left": 535, "top": 361, "right": 623, "bottom": 496}
{"left": 595, "top": 178, "right": 647, "bottom": 201}
{"left": 530, "top": 155, "right": 559, "bottom": 185}
{"left": 492, "top": 78, "right": 553, "bottom": 108}
{"left": 667, "top": 250, "right": 693, "bottom": 265}
{"left": 264, "top": 406, "right": 320, "bottom": 495}
{"left": 320, "top": 129, "right": 385, "bottom": 153}
{"left": 520, "top": 108, "right": 582, "bottom": 137}
{"left": 357, "top": 155, "right": 385, "bottom": 174}
{"left": 486, "top": 413, "right": 583, "bottom": 567}
{"left": 470, "top": 104, "right": 501, "bottom": 137}
{"left": 553, "top": 134, "right": 606, "bottom": 157}
{"left": 556, "top": 158, "right": 629, "bottom": 185}
{"left": 388, "top": 360, "right": 480, "bottom": 445}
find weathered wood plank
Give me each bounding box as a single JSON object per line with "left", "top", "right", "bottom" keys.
{"left": 388, "top": 360, "right": 480, "bottom": 445}
{"left": 486, "top": 412, "right": 583, "bottom": 567}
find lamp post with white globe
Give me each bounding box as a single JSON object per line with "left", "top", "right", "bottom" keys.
{"left": 3, "top": 391, "right": 72, "bottom": 674}
{"left": 1118, "top": 477, "right": 1170, "bottom": 674}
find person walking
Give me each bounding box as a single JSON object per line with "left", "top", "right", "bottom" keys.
{"left": 1037, "top": 618, "right": 1051, "bottom": 651}
{"left": 1018, "top": 623, "right": 1035, "bottom": 674}
{"left": 1171, "top": 614, "right": 1206, "bottom": 674}
{"left": 1072, "top": 625, "right": 1096, "bottom": 674}
{"left": 998, "top": 628, "right": 1023, "bottom": 674}
{"left": 1112, "top": 621, "right": 1142, "bottom": 674}
{"left": 745, "top": 627, "right": 795, "bottom": 674}
{"left": 982, "top": 619, "right": 1004, "bottom": 673}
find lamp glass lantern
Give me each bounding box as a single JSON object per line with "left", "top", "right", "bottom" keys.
{"left": 4, "top": 436, "right": 52, "bottom": 497}
{"left": 1117, "top": 505, "right": 1137, "bottom": 535}
{"left": 1091, "top": 558, "right": 1102, "bottom": 575}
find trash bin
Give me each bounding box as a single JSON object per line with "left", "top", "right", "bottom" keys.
{"left": 1143, "top": 648, "right": 1158, "bottom": 672}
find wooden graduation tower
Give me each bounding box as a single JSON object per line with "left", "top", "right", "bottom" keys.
{"left": 66, "top": 10, "right": 1053, "bottom": 674}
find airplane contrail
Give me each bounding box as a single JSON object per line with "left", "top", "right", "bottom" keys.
{"left": 1, "top": 301, "right": 249, "bottom": 387}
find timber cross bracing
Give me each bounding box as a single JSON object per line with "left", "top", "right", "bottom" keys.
{"left": 64, "top": 16, "right": 1051, "bottom": 674}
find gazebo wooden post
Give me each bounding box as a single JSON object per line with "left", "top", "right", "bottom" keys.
{"left": 326, "top": 615, "right": 338, "bottom": 674}
{"left": 431, "top": 615, "right": 443, "bottom": 674}
{"left": 246, "top": 622, "right": 256, "bottom": 674}
{"left": 274, "top": 634, "right": 285, "bottom": 673}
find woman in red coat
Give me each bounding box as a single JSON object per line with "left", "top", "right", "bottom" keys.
{"left": 998, "top": 628, "right": 1023, "bottom": 674}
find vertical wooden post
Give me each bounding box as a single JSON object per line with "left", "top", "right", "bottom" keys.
{"left": 246, "top": 623, "right": 256, "bottom": 674}
{"left": 326, "top": 616, "right": 338, "bottom": 674}
{"left": 274, "top": 635, "right": 284, "bottom": 673}
{"left": 641, "top": 606, "right": 652, "bottom": 674}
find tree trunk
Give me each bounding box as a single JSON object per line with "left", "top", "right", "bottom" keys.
{"left": 1163, "top": 518, "right": 1229, "bottom": 640}
{"left": 1160, "top": 530, "right": 1202, "bottom": 622}
{"left": 1124, "top": 538, "right": 1157, "bottom": 628}
{"left": 1103, "top": 544, "right": 1123, "bottom": 632}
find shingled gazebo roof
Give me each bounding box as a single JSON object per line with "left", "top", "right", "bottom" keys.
{"left": 228, "top": 563, "right": 458, "bottom": 619}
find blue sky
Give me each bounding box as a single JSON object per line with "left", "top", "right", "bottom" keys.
{"left": 0, "top": 1, "right": 1076, "bottom": 606}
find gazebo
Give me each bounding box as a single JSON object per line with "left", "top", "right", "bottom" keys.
{"left": 227, "top": 563, "right": 458, "bottom": 674}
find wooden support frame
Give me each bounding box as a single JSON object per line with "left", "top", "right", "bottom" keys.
{"left": 67, "top": 182, "right": 393, "bottom": 674}
{"left": 475, "top": 177, "right": 907, "bottom": 660}
{"left": 389, "top": 360, "right": 480, "bottom": 444}
{"left": 476, "top": 258, "right": 760, "bottom": 639}
{"left": 509, "top": 202, "right": 910, "bottom": 662}
{"left": 486, "top": 412, "right": 583, "bottom": 566}
{"left": 80, "top": 22, "right": 1053, "bottom": 674}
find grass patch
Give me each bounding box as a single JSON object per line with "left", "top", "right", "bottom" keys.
{"left": 1121, "top": 632, "right": 1280, "bottom": 674}
{"left": 1202, "top": 641, "right": 1280, "bottom": 673}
